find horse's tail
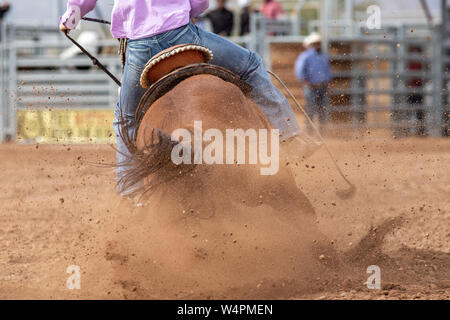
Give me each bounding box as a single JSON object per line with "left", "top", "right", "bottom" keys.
{"left": 116, "top": 117, "right": 193, "bottom": 198}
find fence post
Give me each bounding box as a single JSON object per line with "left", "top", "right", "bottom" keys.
{"left": 7, "top": 39, "right": 17, "bottom": 142}
{"left": 430, "top": 25, "right": 443, "bottom": 137}
{"left": 0, "top": 43, "right": 4, "bottom": 142}
{"left": 321, "top": 0, "right": 330, "bottom": 54}
{"left": 0, "top": 21, "right": 6, "bottom": 142}
{"left": 262, "top": 19, "right": 271, "bottom": 69}
{"left": 248, "top": 12, "right": 257, "bottom": 53}
{"left": 391, "top": 26, "right": 406, "bottom": 136}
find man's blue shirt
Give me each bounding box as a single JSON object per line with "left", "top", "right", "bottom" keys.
{"left": 294, "top": 48, "right": 333, "bottom": 85}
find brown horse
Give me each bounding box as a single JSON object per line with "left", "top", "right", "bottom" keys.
{"left": 105, "top": 52, "right": 330, "bottom": 299}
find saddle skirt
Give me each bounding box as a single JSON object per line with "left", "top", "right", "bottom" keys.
{"left": 140, "top": 44, "right": 213, "bottom": 89}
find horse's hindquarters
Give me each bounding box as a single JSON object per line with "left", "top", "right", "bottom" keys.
{"left": 107, "top": 71, "right": 327, "bottom": 299}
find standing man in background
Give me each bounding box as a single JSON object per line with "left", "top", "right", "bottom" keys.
{"left": 406, "top": 45, "right": 426, "bottom": 136}
{"left": 0, "top": 2, "right": 9, "bottom": 19}
{"left": 206, "top": 0, "right": 234, "bottom": 36}
{"left": 238, "top": 0, "right": 251, "bottom": 36}
{"left": 0, "top": 2, "right": 10, "bottom": 41}
{"left": 260, "top": 0, "right": 283, "bottom": 20}
{"left": 295, "top": 33, "right": 332, "bottom": 131}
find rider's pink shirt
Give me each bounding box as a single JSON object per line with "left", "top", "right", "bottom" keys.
{"left": 61, "top": 0, "right": 209, "bottom": 40}
{"left": 260, "top": 1, "right": 283, "bottom": 20}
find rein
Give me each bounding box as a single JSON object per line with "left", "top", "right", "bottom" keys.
{"left": 82, "top": 17, "right": 111, "bottom": 25}
{"left": 268, "top": 70, "right": 356, "bottom": 199}
{"left": 63, "top": 17, "right": 122, "bottom": 87}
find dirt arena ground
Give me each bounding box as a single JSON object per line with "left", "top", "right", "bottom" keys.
{"left": 0, "top": 137, "right": 449, "bottom": 300}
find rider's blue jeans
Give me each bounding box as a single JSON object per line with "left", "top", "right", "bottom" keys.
{"left": 113, "top": 22, "right": 302, "bottom": 195}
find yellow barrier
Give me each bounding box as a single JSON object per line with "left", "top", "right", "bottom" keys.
{"left": 17, "top": 109, "right": 116, "bottom": 143}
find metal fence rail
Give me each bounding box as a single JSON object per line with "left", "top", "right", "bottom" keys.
{"left": 0, "top": 38, "right": 122, "bottom": 141}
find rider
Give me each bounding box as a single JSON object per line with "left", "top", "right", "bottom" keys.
{"left": 59, "top": 0, "right": 306, "bottom": 196}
